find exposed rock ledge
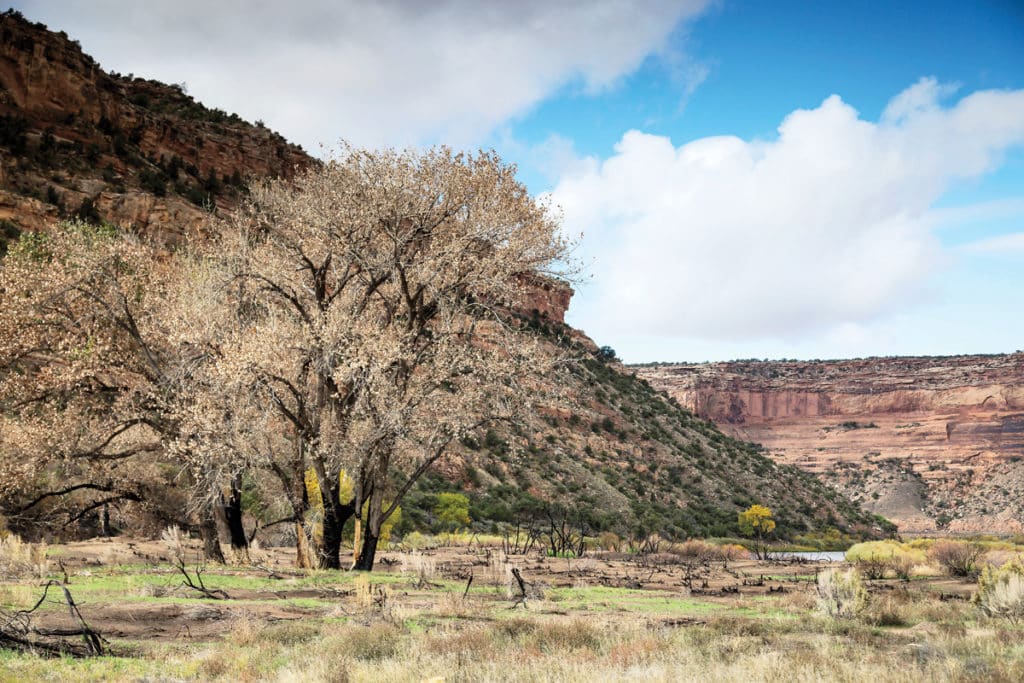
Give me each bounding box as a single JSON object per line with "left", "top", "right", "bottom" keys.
{"left": 636, "top": 354, "right": 1024, "bottom": 534}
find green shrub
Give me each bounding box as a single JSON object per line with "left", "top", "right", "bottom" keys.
{"left": 433, "top": 492, "right": 471, "bottom": 531}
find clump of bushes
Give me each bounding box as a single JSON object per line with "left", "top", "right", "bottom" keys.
{"left": 669, "top": 539, "right": 748, "bottom": 562}
{"left": 845, "top": 540, "right": 924, "bottom": 579}
{"left": 816, "top": 567, "right": 867, "bottom": 618}
{"left": 975, "top": 559, "right": 1024, "bottom": 623}
{"left": 929, "top": 540, "right": 985, "bottom": 578}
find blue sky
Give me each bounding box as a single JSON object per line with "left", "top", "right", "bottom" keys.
{"left": 12, "top": 0, "right": 1024, "bottom": 362}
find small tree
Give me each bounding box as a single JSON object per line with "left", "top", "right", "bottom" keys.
{"left": 738, "top": 504, "right": 775, "bottom": 559}
{"left": 929, "top": 540, "right": 985, "bottom": 578}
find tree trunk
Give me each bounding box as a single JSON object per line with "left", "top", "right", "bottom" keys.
{"left": 354, "top": 485, "right": 384, "bottom": 571}
{"left": 317, "top": 474, "right": 356, "bottom": 569}
{"left": 222, "top": 476, "right": 249, "bottom": 561}
{"left": 294, "top": 519, "right": 314, "bottom": 569}
{"left": 199, "top": 504, "right": 225, "bottom": 564}
{"left": 101, "top": 503, "right": 112, "bottom": 537}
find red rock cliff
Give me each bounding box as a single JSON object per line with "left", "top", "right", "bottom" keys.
{"left": 637, "top": 354, "right": 1024, "bottom": 534}
{"left": 0, "top": 10, "right": 311, "bottom": 245}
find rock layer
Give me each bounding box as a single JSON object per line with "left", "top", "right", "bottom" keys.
{"left": 0, "top": 10, "right": 311, "bottom": 244}
{"left": 636, "top": 355, "right": 1024, "bottom": 534}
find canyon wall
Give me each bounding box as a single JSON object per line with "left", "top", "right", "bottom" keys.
{"left": 637, "top": 354, "right": 1024, "bottom": 534}
{"left": 1, "top": 10, "right": 311, "bottom": 245}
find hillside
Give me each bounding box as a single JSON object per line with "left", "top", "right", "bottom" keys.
{"left": 0, "top": 10, "right": 883, "bottom": 546}
{"left": 0, "top": 9, "right": 310, "bottom": 249}
{"left": 636, "top": 355, "right": 1024, "bottom": 535}
{"left": 405, "top": 325, "right": 887, "bottom": 543}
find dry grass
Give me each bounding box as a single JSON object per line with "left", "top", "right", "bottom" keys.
{"left": 398, "top": 550, "right": 436, "bottom": 586}
{"left": 0, "top": 534, "right": 48, "bottom": 580}
{"left": 4, "top": 541, "right": 1024, "bottom": 682}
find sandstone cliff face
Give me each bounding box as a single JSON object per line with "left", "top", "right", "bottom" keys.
{"left": 0, "top": 10, "right": 311, "bottom": 244}
{"left": 517, "top": 274, "right": 573, "bottom": 324}
{"left": 636, "top": 354, "right": 1024, "bottom": 534}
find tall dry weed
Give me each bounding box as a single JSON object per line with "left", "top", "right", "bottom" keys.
{"left": 816, "top": 567, "right": 866, "bottom": 618}
{"left": 0, "top": 534, "right": 48, "bottom": 579}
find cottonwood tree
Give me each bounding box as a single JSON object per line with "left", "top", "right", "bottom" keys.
{"left": 0, "top": 225, "right": 173, "bottom": 536}
{"left": 197, "top": 145, "right": 573, "bottom": 570}
{"left": 0, "top": 223, "right": 236, "bottom": 558}
{"left": 738, "top": 504, "right": 776, "bottom": 560}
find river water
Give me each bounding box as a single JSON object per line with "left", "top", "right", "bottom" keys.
{"left": 769, "top": 551, "right": 847, "bottom": 562}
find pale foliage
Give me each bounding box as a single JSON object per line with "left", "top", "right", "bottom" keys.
{"left": 816, "top": 567, "right": 867, "bottom": 619}
{"left": 975, "top": 559, "right": 1024, "bottom": 622}
{"left": 487, "top": 551, "right": 514, "bottom": 595}
{"left": 0, "top": 222, "right": 201, "bottom": 530}
{"left": 399, "top": 550, "right": 436, "bottom": 586}
{"left": 0, "top": 534, "right": 48, "bottom": 580}
{"left": 0, "top": 146, "right": 573, "bottom": 569}
{"left": 180, "top": 145, "right": 574, "bottom": 567}
{"left": 160, "top": 524, "right": 188, "bottom": 563}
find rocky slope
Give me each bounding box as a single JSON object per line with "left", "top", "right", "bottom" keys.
{"left": 636, "top": 355, "right": 1024, "bottom": 534}
{"left": 0, "top": 10, "right": 882, "bottom": 543}
{"left": 0, "top": 9, "right": 310, "bottom": 248}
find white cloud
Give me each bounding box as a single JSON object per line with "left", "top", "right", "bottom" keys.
{"left": 14, "top": 0, "right": 710, "bottom": 151}
{"left": 548, "top": 79, "right": 1024, "bottom": 341}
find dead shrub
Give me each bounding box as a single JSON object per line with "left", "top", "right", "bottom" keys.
{"left": 399, "top": 550, "right": 436, "bottom": 587}
{"left": 425, "top": 626, "right": 497, "bottom": 659}
{"left": 257, "top": 620, "right": 321, "bottom": 646}
{"left": 862, "top": 595, "right": 909, "bottom": 627}
{"left": 486, "top": 551, "right": 513, "bottom": 593}
{"left": 930, "top": 540, "right": 985, "bottom": 578}
{"left": 607, "top": 635, "right": 666, "bottom": 667}
{"left": 490, "top": 618, "right": 537, "bottom": 641}
{"left": 671, "top": 539, "right": 718, "bottom": 562}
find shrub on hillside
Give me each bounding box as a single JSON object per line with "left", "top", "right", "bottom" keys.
{"left": 816, "top": 567, "right": 867, "bottom": 618}
{"left": 975, "top": 559, "right": 1024, "bottom": 622}
{"left": 930, "top": 540, "right": 985, "bottom": 578}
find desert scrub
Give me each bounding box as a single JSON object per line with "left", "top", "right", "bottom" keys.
{"left": 846, "top": 540, "right": 924, "bottom": 579}
{"left": 323, "top": 621, "right": 405, "bottom": 661}
{"left": 975, "top": 559, "right": 1024, "bottom": 622}
{"left": 929, "top": 540, "right": 985, "bottom": 578}
{"left": 817, "top": 567, "right": 867, "bottom": 618}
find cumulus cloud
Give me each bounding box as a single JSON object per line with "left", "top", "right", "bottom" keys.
{"left": 549, "top": 79, "right": 1024, "bottom": 341}
{"left": 14, "top": 0, "right": 710, "bottom": 150}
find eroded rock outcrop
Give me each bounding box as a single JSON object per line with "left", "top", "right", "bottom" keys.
{"left": 0, "top": 10, "right": 311, "bottom": 244}
{"left": 637, "top": 354, "right": 1024, "bottom": 534}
